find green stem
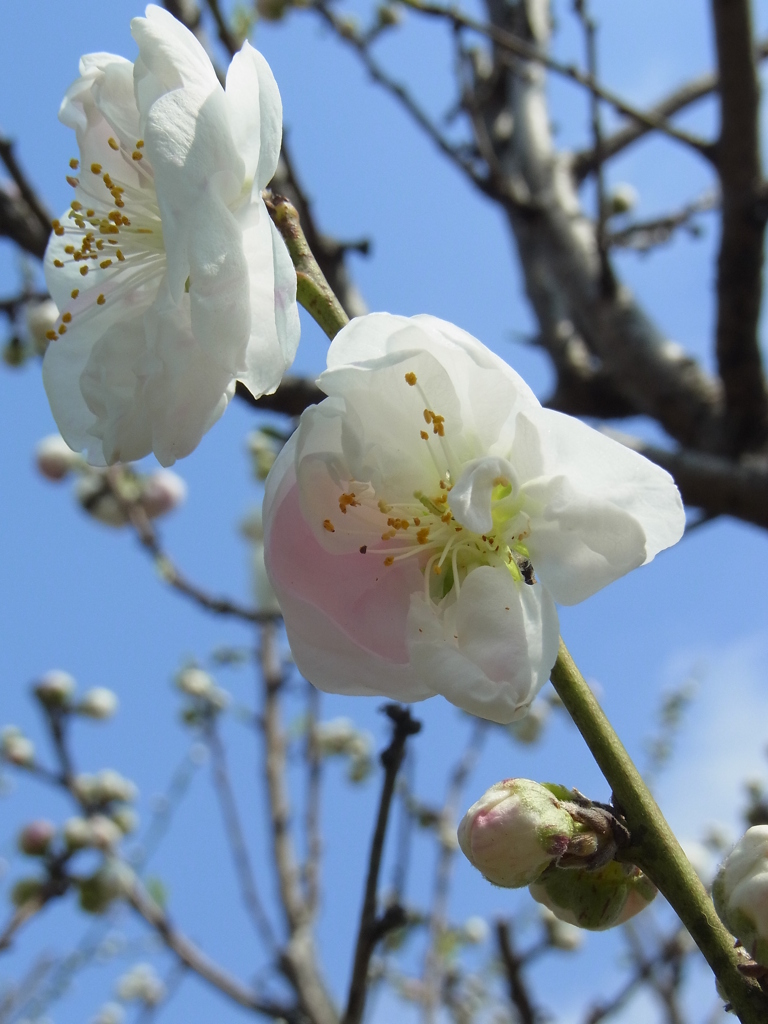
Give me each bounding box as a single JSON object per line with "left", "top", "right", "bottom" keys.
{"left": 551, "top": 637, "right": 767, "bottom": 1022}
{"left": 265, "top": 193, "right": 350, "bottom": 341}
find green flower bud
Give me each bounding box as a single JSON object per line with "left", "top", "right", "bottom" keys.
{"left": 530, "top": 861, "right": 657, "bottom": 931}
{"left": 458, "top": 779, "right": 576, "bottom": 888}
{"left": 78, "top": 861, "right": 133, "bottom": 914}
{"left": 713, "top": 825, "right": 768, "bottom": 965}
{"left": 10, "top": 877, "right": 45, "bottom": 907}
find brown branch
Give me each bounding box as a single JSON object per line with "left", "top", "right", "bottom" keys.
{"left": 205, "top": 720, "right": 279, "bottom": 954}
{"left": 202, "top": 0, "right": 241, "bottom": 55}
{"left": 606, "top": 191, "right": 718, "bottom": 252}
{"left": 398, "top": 0, "right": 713, "bottom": 160}
{"left": 126, "top": 873, "right": 296, "bottom": 1020}
{"left": 259, "top": 624, "right": 339, "bottom": 1024}
{"left": 496, "top": 920, "right": 540, "bottom": 1024}
{"left": 710, "top": 0, "right": 768, "bottom": 453}
{"left": 343, "top": 705, "right": 422, "bottom": 1024}
{"left": 422, "top": 720, "right": 487, "bottom": 1021}
{"left": 573, "top": 35, "right": 768, "bottom": 181}
{"left": 236, "top": 377, "right": 323, "bottom": 417}
{"left": 0, "top": 898, "right": 47, "bottom": 954}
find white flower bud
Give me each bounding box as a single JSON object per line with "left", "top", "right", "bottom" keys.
{"left": 64, "top": 816, "right": 93, "bottom": 850}
{"left": 33, "top": 670, "right": 75, "bottom": 707}
{"left": 175, "top": 667, "right": 215, "bottom": 698}
{"left": 507, "top": 701, "right": 549, "bottom": 745}
{"left": 458, "top": 779, "right": 576, "bottom": 888}
{"left": 88, "top": 814, "right": 123, "bottom": 850}
{"left": 1, "top": 727, "right": 35, "bottom": 768}
{"left": 93, "top": 770, "right": 138, "bottom": 805}
{"left": 539, "top": 906, "right": 583, "bottom": 950}
{"left": 316, "top": 717, "right": 357, "bottom": 754}
{"left": 25, "top": 299, "right": 59, "bottom": 355}
{"left": 77, "top": 688, "right": 119, "bottom": 720}
{"left": 18, "top": 819, "right": 56, "bottom": 856}
{"left": 140, "top": 470, "right": 187, "bottom": 519}
{"left": 713, "top": 825, "right": 768, "bottom": 964}
{"left": 463, "top": 916, "right": 489, "bottom": 944}
{"left": 246, "top": 430, "right": 281, "bottom": 480}
{"left": 35, "top": 434, "right": 81, "bottom": 481}
{"left": 607, "top": 183, "right": 638, "bottom": 215}
{"left": 111, "top": 807, "right": 139, "bottom": 835}
{"left": 91, "top": 1002, "right": 125, "bottom": 1024}
{"left": 117, "top": 963, "right": 166, "bottom": 1006}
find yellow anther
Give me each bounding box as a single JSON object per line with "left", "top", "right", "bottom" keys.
{"left": 70, "top": 200, "right": 82, "bottom": 212}
{"left": 53, "top": 259, "right": 64, "bottom": 268}
{"left": 378, "top": 499, "right": 392, "bottom": 513}
{"left": 62, "top": 312, "right": 72, "bottom": 324}
{"left": 69, "top": 158, "right": 79, "bottom": 169}
{"left": 121, "top": 216, "right": 131, "bottom": 226}
{"left": 64, "top": 245, "right": 75, "bottom": 254}
{"left": 405, "top": 372, "right": 417, "bottom": 386}
{"left": 384, "top": 556, "right": 395, "bottom": 566}
{"left": 91, "top": 162, "right": 102, "bottom": 174}
{"left": 136, "top": 139, "right": 145, "bottom": 149}
{"left": 413, "top": 517, "right": 421, "bottom": 526}
{"left": 432, "top": 414, "right": 445, "bottom": 436}
{"left": 323, "top": 519, "right": 335, "bottom": 533}
{"left": 420, "top": 430, "right": 429, "bottom": 440}
{"left": 381, "top": 530, "right": 397, "bottom": 541}
{"left": 58, "top": 324, "right": 67, "bottom": 335}
{"left": 54, "top": 226, "right": 65, "bottom": 237}
{"left": 80, "top": 265, "right": 89, "bottom": 276}
{"left": 416, "top": 527, "right": 430, "bottom": 545}
{"left": 70, "top": 288, "right": 79, "bottom": 299}
{"left": 116, "top": 250, "right": 125, "bottom": 261}
{"left": 86, "top": 209, "right": 95, "bottom": 217}
{"left": 423, "top": 409, "right": 433, "bottom": 424}
{"left": 66, "top": 175, "right": 78, "bottom": 187}
{"left": 441, "top": 512, "right": 452, "bottom": 523}
{"left": 45, "top": 330, "right": 57, "bottom": 341}
{"left": 137, "top": 228, "right": 153, "bottom": 234}
{"left": 100, "top": 259, "right": 112, "bottom": 269}
{"left": 108, "top": 137, "right": 120, "bottom": 151}
{"left": 339, "top": 492, "right": 360, "bottom": 513}
{"left": 115, "top": 199, "right": 125, "bottom": 208}
{"left": 132, "top": 151, "right": 143, "bottom": 161}
{"left": 97, "top": 294, "right": 106, "bottom": 305}
{"left": 433, "top": 564, "right": 442, "bottom": 575}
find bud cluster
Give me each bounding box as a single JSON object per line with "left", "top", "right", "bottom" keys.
{"left": 34, "top": 435, "right": 186, "bottom": 527}
{"left": 175, "top": 667, "right": 230, "bottom": 723}
{"left": 315, "top": 717, "right": 373, "bottom": 783}
{"left": 458, "top": 778, "right": 656, "bottom": 932}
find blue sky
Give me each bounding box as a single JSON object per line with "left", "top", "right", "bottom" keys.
{"left": 1, "top": 1, "right": 767, "bottom": 1021}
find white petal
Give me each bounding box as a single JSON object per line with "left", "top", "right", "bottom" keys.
{"left": 225, "top": 42, "right": 283, "bottom": 190}
{"left": 449, "top": 455, "right": 519, "bottom": 534}
{"left": 263, "top": 450, "right": 432, "bottom": 700}
{"left": 131, "top": 5, "right": 218, "bottom": 114}
{"left": 407, "top": 566, "right": 559, "bottom": 724}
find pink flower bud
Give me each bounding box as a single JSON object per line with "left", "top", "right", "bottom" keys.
{"left": 35, "top": 434, "right": 80, "bottom": 481}
{"left": 458, "top": 779, "right": 575, "bottom": 888}
{"left": 140, "top": 470, "right": 187, "bottom": 519}
{"left": 18, "top": 819, "right": 56, "bottom": 856}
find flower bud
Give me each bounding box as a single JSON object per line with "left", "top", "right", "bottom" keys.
{"left": 92, "top": 1002, "right": 125, "bottom": 1024}
{"left": 64, "top": 816, "right": 94, "bottom": 850}
{"left": 175, "top": 667, "right": 215, "bottom": 698}
{"left": 607, "top": 183, "right": 638, "bottom": 216}
{"left": 530, "top": 861, "right": 657, "bottom": 931}
{"left": 35, "top": 434, "right": 81, "bottom": 481}
{"left": 111, "top": 807, "right": 139, "bottom": 835}
{"left": 77, "top": 688, "right": 119, "bottom": 720}
{"left": 10, "top": 876, "right": 45, "bottom": 908}
{"left": 247, "top": 430, "right": 282, "bottom": 480}
{"left": 18, "top": 819, "right": 56, "bottom": 856}
{"left": 93, "top": 770, "right": 138, "bottom": 805}
{"left": 88, "top": 814, "right": 123, "bottom": 850}
{"left": 117, "top": 963, "right": 166, "bottom": 1006}
{"left": 1, "top": 727, "right": 35, "bottom": 767}
{"left": 140, "top": 470, "right": 187, "bottom": 519}
{"left": 75, "top": 474, "right": 129, "bottom": 527}
{"left": 25, "top": 299, "right": 59, "bottom": 355}
{"left": 713, "top": 825, "right": 768, "bottom": 964}
{"left": 507, "top": 701, "right": 549, "bottom": 745}
{"left": 78, "top": 861, "right": 133, "bottom": 914}
{"left": 539, "top": 906, "right": 583, "bottom": 951}
{"left": 458, "top": 779, "right": 576, "bottom": 888}
{"left": 33, "top": 670, "right": 76, "bottom": 708}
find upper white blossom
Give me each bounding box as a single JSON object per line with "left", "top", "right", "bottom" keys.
{"left": 713, "top": 825, "right": 768, "bottom": 964}
{"left": 263, "top": 313, "right": 685, "bottom": 723}
{"left": 43, "top": 5, "right": 299, "bottom": 467}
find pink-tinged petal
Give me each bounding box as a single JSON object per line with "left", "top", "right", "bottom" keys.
{"left": 266, "top": 473, "right": 424, "bottom": 666}
{"left": 407, "top": 567, "right": 559, "bottom": 723}
{"left": 225, "top": 42, "right": 283, "bottom": 190}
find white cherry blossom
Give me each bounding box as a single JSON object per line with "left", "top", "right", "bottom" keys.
{"left": 264, "top": 313, "right": 684, "bottom": 723}
{"left": 42, "top": 5, "right": 299, "bottom": 467}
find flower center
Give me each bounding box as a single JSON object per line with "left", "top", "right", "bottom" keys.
{"left": 324, "top": 370, "right": 536, "bottom": 605}
{"left": 46, "top": 138, "right": 165, "bottom": 341}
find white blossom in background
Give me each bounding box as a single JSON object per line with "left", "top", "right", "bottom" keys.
{"left": 35, "top": 433, "right": 83, "bottom": 480}
{"left": 713, "top": 825, "right": 768, "bottom": 964}
{"left": 264, "top": 313, "right": 685, "bottom": 723}
{"left": 241, "top": 507, "right": 281, "bottom": 613}
{"left": 116, "top": 963, "right": 165, "bottom": 1006}
{"left": 78, "top": 687, "right": 119, "bottom": 720}
{"left": 25, "top": 299, "right": 59, "bottom": 355}
{"left": 42, "top": 4, "right": 299, "bottom": 467}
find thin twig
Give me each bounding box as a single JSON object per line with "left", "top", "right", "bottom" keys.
{"left": 396, "top": 0, "right": 713, "bottom": 160}
{"left": 0, "top": 137, "right": 51, "bottom": 235}
{"left": 421, "top": 719, "right": 487, "bottom": 1022}
{"left": 496, "top": 920, "right": 540, "bottom": 1024}
{"left": 0, "top": 897, "right": 47, "bottom": 953}
{"left": 126, "top": 874, "right": 297, "bottom": 1020}
{"left": 205, "top": 719, "right": 279, "bottom": 954}
{"left": 202, "top": 0, "right": 240, "bottom": 55}
{"left": 343, "top": 705, "right": 422, "bottom": 1024}
{"left": 607, "top": 191, "right": 718, "bottom": 252}
{"left": 303, "top": 682, "right": 323, "bottom": 916}
{"left": 573, "top": 35, "right": 768, "bottom": 180}
{"left": 259, "top": 624, "right": 339, "bottom": 1024}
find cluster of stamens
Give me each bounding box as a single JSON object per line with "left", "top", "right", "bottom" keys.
{"left": 320, "top": 370, "right": 536, "bottom": 603}
{"left": 46, "top": 138, "right": 162, "bottom": 342}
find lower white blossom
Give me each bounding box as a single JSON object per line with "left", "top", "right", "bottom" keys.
{"left": 42, "top": 5, "right": 299, "bottom": 467}
{"left": 713, "top": 825, "right": 768, "bottom": 964}
{"left": 264, "top": 313, "right": 684, "bottom": 723}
